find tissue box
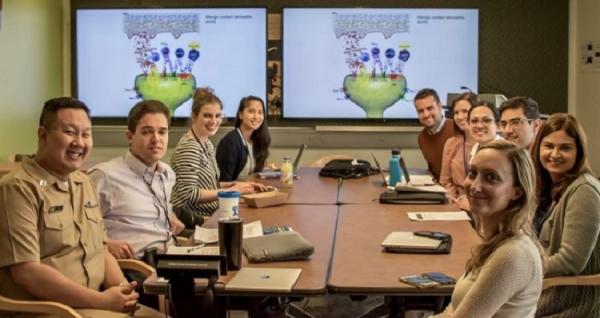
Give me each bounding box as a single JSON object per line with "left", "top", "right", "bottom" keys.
{"left": 242, "top": 191, "right": 288, "bottom": 208}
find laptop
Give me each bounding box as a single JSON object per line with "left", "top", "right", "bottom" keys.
{"left": 225, "top": 267, "right": 302, "bottom": 292}
{"left": 371, "top": 151, "right": 411, "bottom": 187}
{"left": 257, "top": 144, "right": 307, "bottom": 179}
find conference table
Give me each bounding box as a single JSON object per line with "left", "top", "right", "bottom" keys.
{"left": 144, "top": 204, "right": 338, "bottom": 296}
{"left": 338, "top": 173, "right": 386, "bottom": 204}
{"left": 144, "top": 166, "right": 480, "bottom": 317}
{"left": 328, "top": 204, "right": 479, "bottom": 296}
{"left": 256, "top": 167, "right": 339, "bottom": 205}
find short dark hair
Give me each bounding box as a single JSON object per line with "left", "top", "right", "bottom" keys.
{"left": 499, "top": 96, "right": 540, "bottom": 120}
{"left": 414, "top": 88, "right": 440, "bottom": 104}
{"left": 39, "top": 97, "right": 91, "bottom": 129}
{"left": 127, "top": 100, "right": 171, "bottom": 133}
{"left": 468, "top": 100, "right": 499, "bottom": 122}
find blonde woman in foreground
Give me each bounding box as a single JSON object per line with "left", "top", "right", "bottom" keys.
{"left": 432, "top": 140, "right": 544, "bottom": 318}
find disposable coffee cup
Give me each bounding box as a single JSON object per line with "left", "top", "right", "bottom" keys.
{"left": 218, "top": 191, "right": 240, "bottom": 219}
{"left": 218, "top": 218, "right": 243, "bottom": 271}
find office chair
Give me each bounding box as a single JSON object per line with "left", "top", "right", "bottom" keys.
{"left": 0, "top": 259, "right": 158, "bottom": 317}
{"left": 542, "top": 273, "right": 600, "bottom": 290}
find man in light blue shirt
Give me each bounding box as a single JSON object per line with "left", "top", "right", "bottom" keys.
{"left": 89, "top": 100, "right": 184, "bottom": 260}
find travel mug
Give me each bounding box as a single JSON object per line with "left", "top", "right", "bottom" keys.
{"left": 218, "top": 191, "right": 240, "bottom": 219}
{"left": 218, "top": 218, "right": 243, "bottom": 271}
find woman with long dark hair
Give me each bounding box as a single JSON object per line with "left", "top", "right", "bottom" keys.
{"left": 531, "top": 113, "right": 600, "bottom": 317}
{"left": 217, "top": 96, "right": 271, "bottom": 181}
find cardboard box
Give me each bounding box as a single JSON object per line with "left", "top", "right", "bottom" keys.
{"left": 242, "top": 191, "right": 288, "bottom": 208}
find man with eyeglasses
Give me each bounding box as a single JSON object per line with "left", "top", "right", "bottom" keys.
{"left": 498, "top": 96, "right": 542, "bottom": 150}
{"left": 414, "top": 88, "right": 459, "bottom": 180}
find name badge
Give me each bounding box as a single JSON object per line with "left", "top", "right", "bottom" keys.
{"left": 84, "top": 201, "right": 98, "bottom": 208}
{"left": 49, "top": 205, "right": 63, "bottom": 214}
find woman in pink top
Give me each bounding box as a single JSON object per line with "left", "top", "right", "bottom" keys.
{"left": 440, "top": 92, "right": 478, "bottom": 198}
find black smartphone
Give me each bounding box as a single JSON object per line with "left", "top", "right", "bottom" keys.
{"left": 399, "top": 274, "right": 440, "bottom": 288}
{"left": 423, "top": 272, "right": 456, "bottom": 285}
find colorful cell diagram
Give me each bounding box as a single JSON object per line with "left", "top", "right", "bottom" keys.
{"left": 334, "top": 13, "right": 411, "bottom": 118}
{"left": 124, "top": 13, "right": 200, "bottom": 115}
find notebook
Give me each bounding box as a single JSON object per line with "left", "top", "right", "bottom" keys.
{"left": 381, "top": 231, "right": 442, "bottom": 250}
{"left": 257, "top": 144, "right": 307, "bottom": 179}
{"left": 225, "top": 267, "right": 302, "bottom": 292}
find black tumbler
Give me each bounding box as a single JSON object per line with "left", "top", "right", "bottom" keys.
{"left": 218, "top": 218, "right": 243, "bottom": 271}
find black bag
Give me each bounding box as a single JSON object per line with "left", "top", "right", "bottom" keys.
{"left": 379, "top": 187, "right": 448, "bottom": 205}
{"left": 319, "top": 159, "right": 373, "bottom": 179}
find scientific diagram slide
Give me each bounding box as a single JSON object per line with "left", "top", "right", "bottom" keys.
{"left": 76, "top": 8, "right": 266, "bottom": 118}
{"left": 283, "top": 8, "right": 478, "bottom": 119}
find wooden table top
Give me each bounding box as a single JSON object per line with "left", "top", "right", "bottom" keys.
{"left": 338, "top": 174, "right": 387, "bottom": 204}
{"left": 328, "top": 204, "right": 480, "bottom": 296}
{"left": 145, "top": 204, "right": 338, "bottom": 296}
{"left": 255, "top": 167, "right": 340, "bottom": 205}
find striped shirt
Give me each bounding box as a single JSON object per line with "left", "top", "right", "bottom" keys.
{"left": 170, "top": 133, "right": 220, "bottom": 218}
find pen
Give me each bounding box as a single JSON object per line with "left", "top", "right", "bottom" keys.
{"left": 187, "top": 244, "right": 205, "bottom": 253}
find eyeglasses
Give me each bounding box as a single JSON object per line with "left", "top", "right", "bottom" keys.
{"left": 499, "top": 117, "right": 531, "bottom": 129}
{"left": 469, "top": 117, "right": 495, "bottom": 126}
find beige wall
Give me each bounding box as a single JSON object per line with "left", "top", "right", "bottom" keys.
{"left": 571, "top": 0, "right": 600, "bottom": 173}
{"left": 0, "top": 0, "right": 598, "bottom": 173}
{"left": 0, "top": 0, "right": 63, "bottom": 162}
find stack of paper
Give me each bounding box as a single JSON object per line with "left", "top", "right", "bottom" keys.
{"left": 193, "top": 220, "right": 264, "bottom": 244}
{"left": 166, "top": 245, "right": 220, "bottom": 255}
{"left": 381, "top": 232, "right": 441, "bottom": 250}
{"left": 407, "top": 211, "right": 471, "bottom": 221}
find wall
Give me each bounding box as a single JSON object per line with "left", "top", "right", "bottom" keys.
{"left": 1, "top": 0, "right": 597, "bottom": 172}
{"left": 571, "top": 0, "right": 600, "bottom": 173}
{"left": 0, "top": 0, "right": 63, "bottom": 162}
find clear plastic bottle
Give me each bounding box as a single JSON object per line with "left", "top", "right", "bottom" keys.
{"left": 388, "top": 149, "right": 403, "bottom": 187}
{"left": 280, "top": 157, "right": 294, "bottom": 188}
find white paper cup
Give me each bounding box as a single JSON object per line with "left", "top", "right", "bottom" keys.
{"left": 218, "top": 191, "right": 241, "bottom": 219}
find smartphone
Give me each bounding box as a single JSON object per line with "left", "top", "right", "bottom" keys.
{"left": 422, "top": 272, "right": 456, "bottom": 285}
{"left": 399, "top": 275, "right": 440, "bottom": 288}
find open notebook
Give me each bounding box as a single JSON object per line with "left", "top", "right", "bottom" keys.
{"left": 225, "top": 267, "right": 302, "bottom": 292}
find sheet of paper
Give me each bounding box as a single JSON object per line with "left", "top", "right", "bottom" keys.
{"left": 407, "top": 211, "right": 471, "bottom": 221}
{"left": 407, "top": 175, "right": 435, "bottom": 186}
{"left": 194, "top": 226, "right": 218, "bottom": 244}
{"left": 166, "top": 245, "right": 220, "bottom": 255}
{"left": 395, "top": 184, "right": 447, "bottom": 193}
{"left": 194, "top": 220, "right": 264, "bottom": 243}
{"left": 243, "top": 220, "right": 264, "bottom": 238}
{"left": 411, "top": 184, "right": 447, "bottom": 193}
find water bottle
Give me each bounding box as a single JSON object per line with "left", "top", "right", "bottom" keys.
{"left": 280, "top": 157, "right": 293, "bottom": 188}
{"left": 388, "top": 149, "right": 403, "bottom": 187}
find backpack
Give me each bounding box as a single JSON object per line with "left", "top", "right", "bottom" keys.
{"left": 319, "top": 159, "right": 373, "bottom": 179}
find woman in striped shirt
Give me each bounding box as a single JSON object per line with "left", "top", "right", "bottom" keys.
{"left": 170, "top": 88, "right": 267, "bottom": 228}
